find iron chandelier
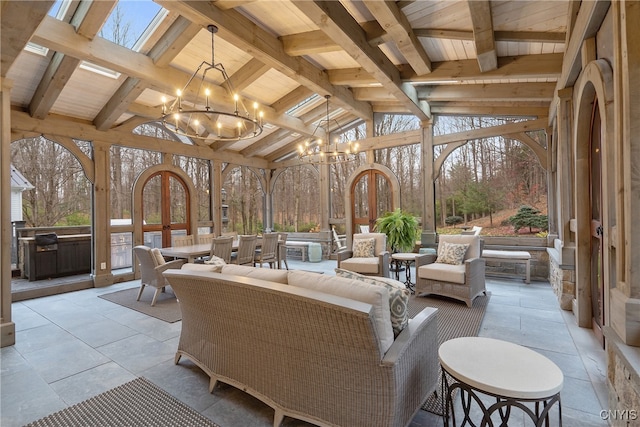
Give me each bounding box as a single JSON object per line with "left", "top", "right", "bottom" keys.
{"left": 160, "top": 24, "right": 263, "bottom": 142}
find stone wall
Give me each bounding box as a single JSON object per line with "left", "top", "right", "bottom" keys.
{"left": 549, "top": 255, "right": 575, "bottom": 311}
{"left": 605, "top": 327, "right": 640, "bottom": 426}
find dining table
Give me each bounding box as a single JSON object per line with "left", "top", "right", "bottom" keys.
{"left": 159, "top": 238, "right": 286, "bottom": 266}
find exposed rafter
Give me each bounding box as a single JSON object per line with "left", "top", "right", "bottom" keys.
{"left": 467, "top": 0, "right": 497, "bottom": 72}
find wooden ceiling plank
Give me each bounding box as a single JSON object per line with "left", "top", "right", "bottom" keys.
{"left": 1, "top": 0, "right": 54, "bottom": 77}
{"left": 292, "top": 0, "right": 430, "bottom": 120}
{"left": 467, "top": 0, "right": 498, "bottom": 72}
{"left": 156, "top": 0, "right": 372, "bottom": 121}
{"left": 363, "top": 0, "right": 432, "bottom": 75}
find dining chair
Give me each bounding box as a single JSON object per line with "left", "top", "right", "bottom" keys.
{"left": 254, "top": 232, "right": 279, "bottom": 268}
{"left": 277, "top": 232, "right": 288, "bottom": 270}
{"left": 210, "top": 235, "right": 234, "bottom": 264}
{"left": 198, "top": 233, "right": 215, "bottom": 246}
{"left": 173, "top": 235, "right": 194, "bottom": 247}
{"left": 231, "top": 234, "right": 258, "bottom": 265}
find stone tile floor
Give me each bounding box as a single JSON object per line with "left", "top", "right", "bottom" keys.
{"left": 2, "top": 259, "right": 609, "bottom": 426}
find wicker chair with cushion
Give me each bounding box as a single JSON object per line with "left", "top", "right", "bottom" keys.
{"left": 231, "top": 234, "right": 257, "bottom": 265}
{"left": 133, "top": 245, "right": 185, "bottom": 306}
{"left": 414, "top": 234, "right": 486, "bottom": 307}
{"left": 337, "top": 232, "right": 390, "bottom": 277}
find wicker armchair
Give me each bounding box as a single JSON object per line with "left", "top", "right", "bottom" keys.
{"left": 414, "top": 235, "right": 486, "bottom": 307}
{"left": 133, "top": 245, "right": 185, "bottom": 306}
{"left": 337, "top": 232, "right": 390, "bottom": 277}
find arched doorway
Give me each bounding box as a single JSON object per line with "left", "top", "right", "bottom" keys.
{"left": 350, "top": 169, "right": 394, "bottom": 233}
{"left": 589, "top": 98, "right": 604, "bottom": 346}
{"left": 141, "top": 171, "right": 191, "bottom": 247}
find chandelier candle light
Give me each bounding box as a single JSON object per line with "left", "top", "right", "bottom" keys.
{"left": 160, "top": 24, "right": 263, "bottom": 141}
{"left": 298, "top": 95, "right": 359, "bottom": 164}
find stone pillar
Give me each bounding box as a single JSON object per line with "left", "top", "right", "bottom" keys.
{"left": 91, "top": 141, "right": 113, "bottom": 287}
{"left": 1, "top": 78, "right": 15, "bottom": 347}
{"left": 420, "top": 122, "right": 436, "bottom": 246}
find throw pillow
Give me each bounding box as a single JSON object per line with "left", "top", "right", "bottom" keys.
{"left": 352, "top": 238, "right": 376, "bottom": 258}
{"left": 335, "top": 268, "right": 409, "bottom": 337}
{"left": 150, "top": 248, "right": 166, "bottom": 266}
{"left": 436, "top": 242, "right": 469, "bottom": 265}
{"left": 203, "top": 255, "right": 226, "bottom": 272}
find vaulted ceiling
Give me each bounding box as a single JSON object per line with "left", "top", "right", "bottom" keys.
{"left": 2, "top": 0, "right": 571, "bottom": 168}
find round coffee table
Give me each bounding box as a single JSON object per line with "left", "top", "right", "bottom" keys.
{"left": 391, "top": 252, "right": 418, "bottom": 293}
{"left": 439, "top": 337, "right": 564, "bottom": 427}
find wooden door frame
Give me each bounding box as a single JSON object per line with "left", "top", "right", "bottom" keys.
{"left": 344, "top": 164, "right": 400, "bottom": 247}
{"left": 132, "top": 164, "right": 198, "bottom": 251}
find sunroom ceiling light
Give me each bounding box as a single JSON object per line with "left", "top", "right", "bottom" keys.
{"left": 298, "top": 95, "right": 359, "bottom": 165}
{"left": 159, "top": 24, "right": 263, "bottom": 142}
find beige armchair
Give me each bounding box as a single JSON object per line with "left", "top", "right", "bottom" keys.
{"left": 133, "top": 245, "right": 185, "bottom": 306}
{"left": 337, "top": 232, "right": 390, "bottom": 277}
{"left": 414, "top": 234, "right": 486, "bottom": 307}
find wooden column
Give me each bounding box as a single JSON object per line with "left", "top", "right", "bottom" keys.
{"left": 91, "top": 141, "right": 113, "bottom": 287}
{"left": 319, "top": 163, "right": 330, "bottom": 232}
{"left": 1, "top": 78, "right": 15, "bottom": 347}
{"left": 557, "top": 88, "right": 575, "bottom": 245}
{"left": 610, "top": 0, "right": 640, "bottom": 346}
{"left": 263, "top": 169, "right": 274, "bottom": 232}
{"left": 211, "top": 161, "right": 222, "bottom": 235}
{"left": 420, "top": 121, "right": 436, "bottom": 246}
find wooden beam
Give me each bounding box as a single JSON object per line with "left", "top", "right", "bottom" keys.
{"left": 433, "top": 117, "right": 548, "bottom": 146}
{"left": 156, "top": 0, "right": 372, "bottom": 121}
{"left": 467, "top": 0, "right": 498, "bottom": 72}
{"left": 240, "top": 129, "right": 291, "bottom": 157}
{"left": 31, "top": 17, "right": 318, "bottom": 138}
{"left": 429, "top": 103, "right": 549, "bottom": 118}
{"left": 506, "top": 131, "right": 548, "bottom": 169}
{"left": 11, "top": 110, "right": 269, "bottom": 169}
{"left": 556, "top": 0, "right": 610, "bottom": 90}
{"left": 414, "top": 29, "right": 565, "bottom": 43}
{"left": 328, "top": 53, "right": 563, "bottom": 86}
{"left": 291, "top": 0, "right": 429, "bottom": 120}
{"left": 0, "top": 0, "right": 54, "bottom": 77}
{"left": 226, "top": 58, "right": 270, "bottom": 92}
{"left": 363, "top": 0, "right": 432, "bottom": 75}
{"left": 271, "top": 86, "right": 315, "bottom": 115}
{"left": 415, "top": 82, "right": 555, "bottom": 102}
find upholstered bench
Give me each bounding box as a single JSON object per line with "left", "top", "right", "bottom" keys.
{"left": 482, "top": 249, "right": 531, "bottom": 283}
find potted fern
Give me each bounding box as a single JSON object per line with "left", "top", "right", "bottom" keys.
{"left": 374, "top": 209, "right": 419, "bottom": 253}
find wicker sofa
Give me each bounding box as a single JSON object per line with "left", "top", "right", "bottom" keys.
{"left": 163, "top": 265, "right": 439, "bottom": 427}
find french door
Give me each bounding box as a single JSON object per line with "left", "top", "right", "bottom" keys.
{"left": 589, "top": 98, "right": 604, "bottom": 347}
{"left": 350, "top": 169, "right": 393, "bottom": 233}
{"left": 141, "top": 171, "right": 190, "bottom": 248}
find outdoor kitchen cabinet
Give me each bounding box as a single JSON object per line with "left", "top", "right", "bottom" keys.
{"left": 22, "top": 234, "right": 92, "bottom": 281}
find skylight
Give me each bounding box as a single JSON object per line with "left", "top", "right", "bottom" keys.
{"left": 101, "top": 0, "right": 163, "bottom": 50}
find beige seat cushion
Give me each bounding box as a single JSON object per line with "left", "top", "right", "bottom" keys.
{"left": 287, "top": 270, "right": 394, "bottom": 354}
{"left": 418, "top": 263, "right": 466, "bottom": 284}
{"left": 151, "top": 248, "right": 165, "bottom": 266}
{"left": 221, "top": 264, "right": 289, "bottom": 284}
{"left": 340, "top": 257, "right": 380, "bottom": 274}
{"left": 181, "top": 263, "right": 222, "bottom": 273}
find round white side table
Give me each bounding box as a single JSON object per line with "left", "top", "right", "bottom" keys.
{"left": 439, "top": 336, "right": 564, "bottom": 427}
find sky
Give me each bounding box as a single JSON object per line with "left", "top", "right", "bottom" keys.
{"left": 50, "top": 0, "right": 163, "bottom": 49}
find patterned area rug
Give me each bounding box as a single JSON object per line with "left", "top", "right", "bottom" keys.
{"left": 24, "top": 377, "right": 219, "bottom": 427}
{"left": 408, "top": 292, "right": 491, "bottom": 415}
{"left": 99, "top": 287, "right": 181, "bottom": 323}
